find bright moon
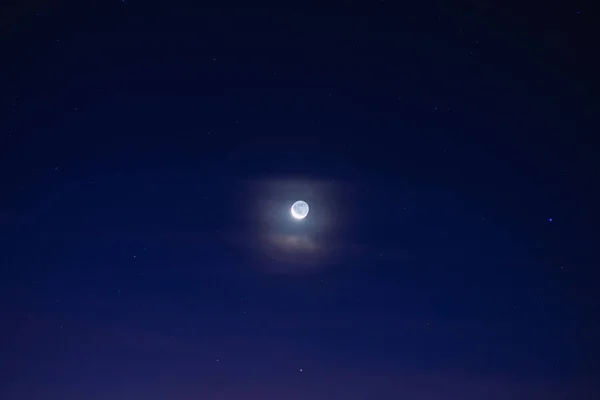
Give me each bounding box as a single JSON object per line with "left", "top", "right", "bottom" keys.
{"left": 291, "top": 200, "right": 309, "bottom": 220}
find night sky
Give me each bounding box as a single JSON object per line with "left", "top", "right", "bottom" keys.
{"left": 1, "top": 1, "right": 599, "bottom": 399}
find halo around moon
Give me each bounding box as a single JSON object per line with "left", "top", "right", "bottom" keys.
{"left": 291, "top": 200, "right": 309, "bottom": 220}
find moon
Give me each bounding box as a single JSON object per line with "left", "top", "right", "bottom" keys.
{"left": 291, "top": 200, "right": 309, "bottom": 220}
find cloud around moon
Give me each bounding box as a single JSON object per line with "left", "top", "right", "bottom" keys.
{"left": 223, "top": 176, "right": 409, "bottom": 274}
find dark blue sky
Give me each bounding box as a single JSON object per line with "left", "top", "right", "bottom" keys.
{"left": 1, "top": 1, "right": 598, "bottom": 399}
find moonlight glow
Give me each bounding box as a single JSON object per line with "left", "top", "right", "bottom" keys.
{"left": 291, "top": 200, "right": 309, "bottom": 219}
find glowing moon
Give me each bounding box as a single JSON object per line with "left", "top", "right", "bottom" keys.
{"left": 291, "top": 200, "right": 309, "bottom": 220}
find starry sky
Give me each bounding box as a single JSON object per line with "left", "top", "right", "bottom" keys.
{"left": 1, "top": 1, "right": 599, "bottom": 399}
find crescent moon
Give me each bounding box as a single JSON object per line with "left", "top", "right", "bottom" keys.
{"left": 291, "top": 208, "right": 303, "bottom": 219}
{"left": 291, "top": 200, "right": 309, "bottom": 220}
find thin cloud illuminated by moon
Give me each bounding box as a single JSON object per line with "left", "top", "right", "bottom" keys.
{"left": 224, "top": 178, "right": 366, "bottom": 273}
